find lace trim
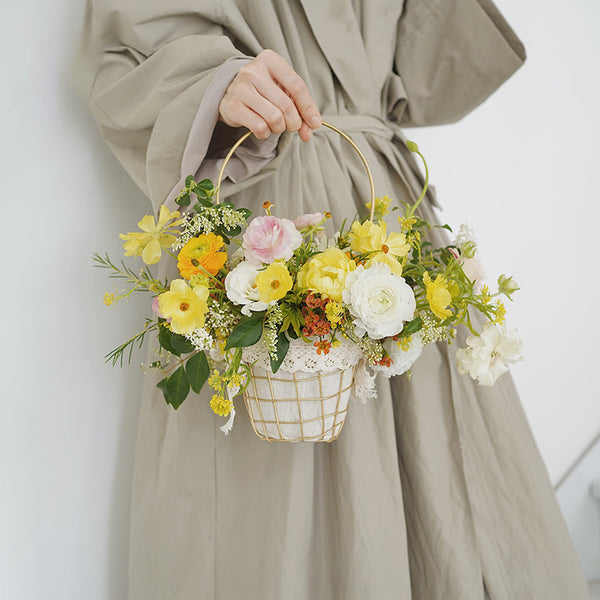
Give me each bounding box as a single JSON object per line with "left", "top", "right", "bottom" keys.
{"left": 242, "top": 337, "right": 363, "bottom": 373}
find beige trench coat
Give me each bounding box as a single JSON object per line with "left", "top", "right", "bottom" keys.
{"left": 83, "top": 1, "right": 589, "bottom": 598}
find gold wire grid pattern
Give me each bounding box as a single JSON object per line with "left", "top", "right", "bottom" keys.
{"left": 242, "top": 365, "right": 355, "bottom": 442}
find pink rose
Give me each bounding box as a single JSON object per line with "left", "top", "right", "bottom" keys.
{"left": 293, "top": 212, "right": 324, "bottom": 230}
{"left": 242, "top": 215, "right": 302, "bottom": 265}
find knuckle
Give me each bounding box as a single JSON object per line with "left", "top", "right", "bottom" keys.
{"left": 264, "top": 109, "right": 284, "bottom": 128}
{"left": 287, "top": 79, "right": 307, "bottom": 99}
{"left": 238, "top": 64, "right": 257, "bottom": 80}
{"left": 254, "top": 123, "right": 270, "bottom": 139}
{"left": 258, "top": 48, "right": 277, "bottom": 63}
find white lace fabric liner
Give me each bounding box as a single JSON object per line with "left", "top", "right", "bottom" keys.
{"left": 241, "top": 337, "right": 363, "bottom": 373}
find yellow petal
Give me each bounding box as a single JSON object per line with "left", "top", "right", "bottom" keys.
{"left": 137, "top": 214, "right": 157, "bottom": 234}
{"left": 156, "top": 205, "right": 180, "bottom": 229}
{"left": 141, "top": 238, "right": 162, "bottom": 265}
{"left": 368, "top": 253, "right": 403, "bottom": 276}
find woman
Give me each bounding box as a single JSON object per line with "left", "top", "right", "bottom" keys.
{"left": 83, "top": 1, "right": 589, "bottom": 598}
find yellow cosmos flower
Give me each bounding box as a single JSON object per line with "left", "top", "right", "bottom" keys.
{"left": 255, "top": 262, "right": 293, "bottom": 303}
{"left": 350, "top": 220, "right": 410, "bottom": 259}
{"left": 423, "top": 272, "right": 453, "bottom": 320}
{"left": 177, "top": 233, "right": 227, "bottom": 279}
{"left": 120, "top": 205, "right": 182, "bottom": 265}
{"left": 297, "top": 247, "right": 356, "bottom": 301}
{"left": 158, "top": 279, "right": 209, "bottom": 335}
{"left": 367, "top": 252, "right": 403, "bottom": 276}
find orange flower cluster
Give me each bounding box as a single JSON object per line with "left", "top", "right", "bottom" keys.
{"left": 304, "top": 292, "right": 328, "bottom": 310}
{"left": 376, "top": 356, "right": 392, "bottom": 368}
{"left": 302, "top": 308, "right": 331, "bottom": 337}
{"left": 314, "top": 340, "right": 332, "bottom": 355}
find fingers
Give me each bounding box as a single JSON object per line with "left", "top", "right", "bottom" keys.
{"left": 218, "top": 98, "right": 272, "bottom": 140}
{"left": 261, "top": 51, "right": 321, "bottom": 129}
{"left": 298, "top": 121, "right": 313, "bottom": 143}
{"left": 252, "top": 79, "right": 302, "bottom": 133}
{"left": 218, "top": 49, "right": 321, "bottom": 141}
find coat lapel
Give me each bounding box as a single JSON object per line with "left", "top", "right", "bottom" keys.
{"left": 297, "top": 0, "right": 405, "bottom": 106}
{"left": 354, "top": 0, "right": 405, "bottom": 92}
{"left": 297, "top": 0, "right": 373, "bottom": 106}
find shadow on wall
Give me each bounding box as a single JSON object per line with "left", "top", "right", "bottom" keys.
{"left": 556, "top": 436, "right": 600, "bottom": 586}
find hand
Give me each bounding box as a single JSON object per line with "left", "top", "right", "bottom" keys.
{"left": 218, "top": 49, "right": 322, "bottom": 142}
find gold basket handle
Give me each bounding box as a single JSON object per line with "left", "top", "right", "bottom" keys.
{"left": 214, "top": 121, "right": 376, "bottom": 221}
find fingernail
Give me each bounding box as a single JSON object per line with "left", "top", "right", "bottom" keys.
{"left": 310, "top": 116, "right": 321, "bottom": 128}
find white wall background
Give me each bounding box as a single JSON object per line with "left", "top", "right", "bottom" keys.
{"left": 1, "top": 1, "right": 598, "bottom": 598}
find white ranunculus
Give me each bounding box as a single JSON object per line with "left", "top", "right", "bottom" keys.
{"left": 456, "top": 322, "right": 523, "bottom": 385}
{"left": 342, "top": 263, "right": 416, "bottom": 339}
{"left": 224, "top": 261, "right": 269, "bottom": 317}
{"left": 373, "top": 333, "right": 424, "bottom": 377}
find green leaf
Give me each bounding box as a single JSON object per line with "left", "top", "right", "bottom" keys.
{"left": 167, "top": 366, "right": 190, "bottom": 409}
{"left": 196, "top": 178, "right": 214, "bottom": 191}
{"left": 224, "top": 225, "right": 242, "bottom": 237}
{"left": 156, "top": 377, "right": 172, "bottom": 406}
{"left": 171, "top": 333, "right": 195, "bottom": 355}
{"left": 158, "top": 325, "right": 178, "bottom": 354}
{"left": 400, "top": 317, "right": 423, "bottom": 337}
{"left": 270, "top": 332, "right": 290, "bottom": 373}
{"left": 185, "top": 175, "right": 195, "bottom": 187}
{"left": 185, "top": 352, "right": 210, "bottom": 394}
{"left": 158, "top": 326, "right": 194, "bottom": 356}
{"left": 175, "top": 192, "right": 190, "bottom": 207}
{"left": 195, "top": 196, "right": 213, "bottom": 208}
{"left": 225, "top": 312, "right": 265, "bottom": 350}
{"left": 237, "top": 208, "right": 252, "bottom": 219}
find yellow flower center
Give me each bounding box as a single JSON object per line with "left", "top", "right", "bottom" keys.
{"left": 382, "top": 244, "right": 389, "bottom": 254}
{"left": 180, "top": 302, "right": 189, "bottom": 311}
{"left": 271, "top": 280, "right": 280, "bottom": 289}
{"left": 191, "top": 258, "right": 200, "bottom": 267}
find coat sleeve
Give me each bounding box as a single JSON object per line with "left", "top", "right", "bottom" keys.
{"left": 389, "top": 0, "right": 526, "bottom": 127}
{"left": 83, "top": 1, "right": 277, "bottom": 213}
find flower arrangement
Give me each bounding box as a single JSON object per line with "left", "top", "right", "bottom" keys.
{"left": 96, "top": 134, "right": 522, "bottom": 439}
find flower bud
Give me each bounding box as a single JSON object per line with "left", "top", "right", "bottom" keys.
{"left": 406, "top": 140, "right": 419, "bottom": 152}
{"left": 461, "top": 241, "right": 477, "bottom": 259}
{"left": 498, "top": 274, "right": 520, "bottom": 299}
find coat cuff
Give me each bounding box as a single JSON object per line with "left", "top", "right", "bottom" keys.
{"left": 164, "top": 56, "right": 281, "bottom": 210}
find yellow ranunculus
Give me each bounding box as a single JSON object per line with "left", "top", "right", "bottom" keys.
{"left": 367, "top": 252, "right": 403, "bottom": 276}
{"left": 255, "top": 262, "right": 293, "bottom": 303}
{"left": 350, "top": 220, "right": 410, "bottom": 259}
{"left": 297, "top": 247, "right": 356, "bottom": 301}
{"left": 423, "top": 272, "right": 452, "bottom": 320}
{"left": 120, "top": 205, "right": 182, "bottom": 265}
{"left": 158, "top": 279, "right": 209, "bottom": 335}
{"left": 177, "top": 233, "right": 227, "bottom": 279}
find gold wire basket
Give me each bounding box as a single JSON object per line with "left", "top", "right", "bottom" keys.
{"left": 215, "top": 121, "right": 376, "bottom": 442}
